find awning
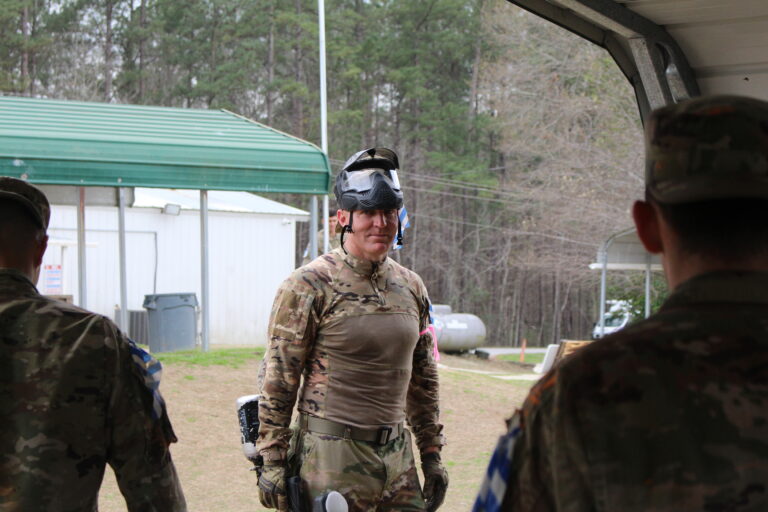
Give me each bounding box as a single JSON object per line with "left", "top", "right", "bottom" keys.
{"left": 0, "top": 95, "right": 330, "bottom": 352}
{"left": 506, "top": 0, "right": 768, "bottom": 119}
{"left": 592, "top": 228, "right": 662, "bottom": 271}
{"left": 0, "top": 95, "right": 331, "bottom": 193}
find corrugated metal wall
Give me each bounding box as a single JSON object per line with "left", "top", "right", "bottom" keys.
{"left": 42, "top": 205, "right": 302, "bottom": 346}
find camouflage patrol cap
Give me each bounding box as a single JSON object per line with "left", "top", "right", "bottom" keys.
{"left": 0, "top": 176, "right": 50, "bottom": 229}
{"left": 645, "top": 95, "right": 768, "bottom": 204}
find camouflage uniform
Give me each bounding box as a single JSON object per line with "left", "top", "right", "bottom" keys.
{"left": 258, "top": 247, "right": 444, "bottom": 511}
{"left": 0, "top": 268, "right": 186, "bottom": 512}
{"left": 474, "top": 96, "right": 768, "bottom": 511}
{"left": 480, "top": 271, "right": 768, "bottom": 511}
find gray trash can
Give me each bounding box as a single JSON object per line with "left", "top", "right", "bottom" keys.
{"left": 142, "top": 293, "right": 198, "bottom": 353}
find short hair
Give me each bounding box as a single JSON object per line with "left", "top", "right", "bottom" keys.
{"left": 0, "top": 200, "right": 46, "bottom": 252}
{"left": 647, "top": 190, "right": 768, "bottom": 262}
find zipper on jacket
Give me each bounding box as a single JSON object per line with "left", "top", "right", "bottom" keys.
{"left": 371, "top": 265, "right": 385, "bottom": 304}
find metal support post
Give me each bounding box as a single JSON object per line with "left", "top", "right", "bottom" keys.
{"left": 118, "top": 187, "right": 129, "bottom": 330}
{"left": 645, "top": 253, "right": 652, "bottom": 318}
{"left": 323, "top": 195, "right": 330, "bottom": 254}
{"left": 318, "top": 0, "right": 330, "bottom": 255}
{"left": 77, "top": 187, "right": 87, "bottom": 308}
{"left": 599, "top": 248, "right": 607, "bottom": 338}
{"left": 628, "top": 37, "right": 675, "bottom": 109}
{"left": 200, "top": 190, "right": 210, "bottom": 352}
{"left": 309, "top": 196, "right": 318, "bottom": 260}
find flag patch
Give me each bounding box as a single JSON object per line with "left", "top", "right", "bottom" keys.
{"left": 472, "top": 413, "right": 522, "bottom": 512}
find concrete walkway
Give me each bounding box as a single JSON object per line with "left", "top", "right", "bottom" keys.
{"left": 476, "top": 347, "right": 547, "bottom": 357}
{"left": 437, "top": 362, "right": 541, "bottom": 381}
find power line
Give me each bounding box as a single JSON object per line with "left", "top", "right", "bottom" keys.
{"left": 407, "top": 173, "right": 523, "bottom": 200}
{"left": 409, "top": 212, "right": 599, "bottom": 247}
{"left": 408, "top": 186, "right": 521, "bottom": 205}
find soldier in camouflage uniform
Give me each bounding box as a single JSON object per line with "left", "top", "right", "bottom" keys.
{"left": 301, "top": 210, "right": 340, "bottom": 266}
{"left": 257, "top": 148, "right": 448, "bottom": 511}
{"left": 473, "top": 95, "right": 768, "bottom": 512}
{"left": 0, "top": 177, "right": 186, "bottom": 511}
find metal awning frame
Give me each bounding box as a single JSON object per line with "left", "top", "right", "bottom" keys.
{"left": 594, "top": 227, "right": 663, "bottom": 337}
{"left": 507, "top": 0, "right": 701, "bottom": 119}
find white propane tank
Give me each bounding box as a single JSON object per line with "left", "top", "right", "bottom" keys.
{"left": 431, "top": 305, "right": 486, "bottom": 352}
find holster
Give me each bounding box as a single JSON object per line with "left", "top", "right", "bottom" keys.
{"left": 286, "top": 423, "right": 308, "bottom": 511}
{"left": 286, "top": 475, "right": 305, "bottom": 512}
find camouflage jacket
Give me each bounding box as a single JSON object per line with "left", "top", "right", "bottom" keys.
{"left": 0, "top": 269, "right": 186, "bottom": 512}
{"left": 257, "top": 247, "right": 443, "bottom": 457}
{"left": 493, "top": 270, "right": 768, "bottom": 511}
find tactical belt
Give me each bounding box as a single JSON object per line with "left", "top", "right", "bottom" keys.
{"left": 299, "top": 413, "right": 404, "bottom": 446}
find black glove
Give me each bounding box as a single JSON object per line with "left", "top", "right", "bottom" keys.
{"left": 421, "top": 451, "right": 448, "bottom": 512}
{"left": 258, "top": 464, "right": 288, "bottom": 511}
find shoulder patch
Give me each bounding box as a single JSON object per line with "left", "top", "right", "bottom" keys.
{"left": 473, "top": 412, "right": 522, "bottom": 512}
{"left": 127, "top": 338, "right": 165, "bottom": 419}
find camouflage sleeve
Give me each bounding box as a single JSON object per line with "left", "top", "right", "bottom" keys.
{"left": 257, "top": 275, "right": 318, "bottom": 456}
{"left": 105, "top": 321, "right": 186, "bottom": 512}
{"left": 406, "top": 280, "right": 445, "bottom": 452}
{"left": 500, "top": 371, "right": 592, "bottom": 510}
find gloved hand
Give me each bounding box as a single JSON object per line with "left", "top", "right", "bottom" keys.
{"left": 421, "top": 451, "right": 449, "bottom": 512}
{"left": 258, "top": 464, "right": 288, "bottom": 511}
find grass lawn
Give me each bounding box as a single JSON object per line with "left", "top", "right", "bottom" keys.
{"left": 495, "top": 352, "right": 545, "bottom": 365}
{"left": 98, "top": 349, "right": 536, "bottom": 511}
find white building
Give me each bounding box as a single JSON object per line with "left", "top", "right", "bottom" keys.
{"left": 40, "top": 188, "right": 308, "bottom": 347}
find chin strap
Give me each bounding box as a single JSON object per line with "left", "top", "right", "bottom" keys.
{"left": 340, "top": 212, "right": 354, "bottom": 254}
{"left": 396, "top": 217, "right": 403, "bottom": 248}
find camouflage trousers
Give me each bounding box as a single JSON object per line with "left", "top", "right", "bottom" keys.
{"left": 292, "top": 428, "right": 426, "bottom": 511}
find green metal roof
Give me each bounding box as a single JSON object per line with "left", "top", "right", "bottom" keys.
{"left": 0, "top": 96, "right": 330, "bottom": 193}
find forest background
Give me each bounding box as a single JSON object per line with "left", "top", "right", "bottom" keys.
{"left": 0, "top": 0, "right": 665, "bottom": 346}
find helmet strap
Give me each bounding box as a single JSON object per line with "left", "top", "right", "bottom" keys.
{"left": 340, "top": 211, "right": 354, "bottom": 254}
{"left": 396, "top": 217, "right": 403, "bottom": 247}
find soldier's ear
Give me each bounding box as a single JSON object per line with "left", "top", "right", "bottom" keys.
{"left": 32, "top": 234, "right": 48, "bottom": 267}
{"left": 633, "top": 200, "right": 663, "bottom": 254}
{"left": 337, "top": 209, "right": 350, "bottom": 227}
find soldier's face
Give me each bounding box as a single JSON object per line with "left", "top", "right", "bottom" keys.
{"left": 339, "top": 209, "right": 398, "bottom": 261}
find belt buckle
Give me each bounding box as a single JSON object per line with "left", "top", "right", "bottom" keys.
{"left": 377, "top": 426, "right": 393, "bottom": 445}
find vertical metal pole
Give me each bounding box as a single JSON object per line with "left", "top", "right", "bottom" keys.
{"left": 118, "top": 187, "right": 129, "bottom": 330}
{"left": 599, "top": 248, "right": 607, "bottom": 338}
{"left": 645, "top": 253, "right": 652, "bottom": 318}
{"left": 309, "top": 197, "right": 318, "bottom": 259}
{"left": 322, "top": 195, "right": 330, "bottom": 254}
{"left": 318, "top": 0, "right": 329, "bottom": 254}
{"left": 200, "top": 190, "right": 210, "bottom": 352}
{"left": 77, "top": 187, "right": 87, "bottom": 308}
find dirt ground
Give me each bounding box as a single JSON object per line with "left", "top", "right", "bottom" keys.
{"left": 98, "top": 353, "right": 537, "bottom": 511}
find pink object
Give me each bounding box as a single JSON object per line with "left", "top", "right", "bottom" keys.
{"left": 420, "top": 325, "right": 440, "bottom": 362}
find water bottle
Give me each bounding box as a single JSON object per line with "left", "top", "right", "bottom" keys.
{"left": 313, "top": 491, "right": 348, "bottom": 512}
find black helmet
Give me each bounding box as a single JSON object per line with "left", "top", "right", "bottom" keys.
{"left": 334, "top": 147, "right": 403, "bottom": 211}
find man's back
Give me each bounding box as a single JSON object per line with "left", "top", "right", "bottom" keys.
{"left": 507, "top": 270, "right": 768, "bottom": 511}
{"left": 0, "top": 268, "right": 185, "bottom": 511}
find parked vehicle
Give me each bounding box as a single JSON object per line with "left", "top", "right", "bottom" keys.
{"left": 592, "top": 300, "right": 632, "bottom": 339}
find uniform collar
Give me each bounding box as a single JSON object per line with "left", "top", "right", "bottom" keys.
{"left": 336, "top": 247, "right": 389, "bottom": 277}
{"left": 0, "top": 268, "right": 39, "bottom": 297}
{"left": 662, "top": 270, "right": 768, "bottom": 310}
